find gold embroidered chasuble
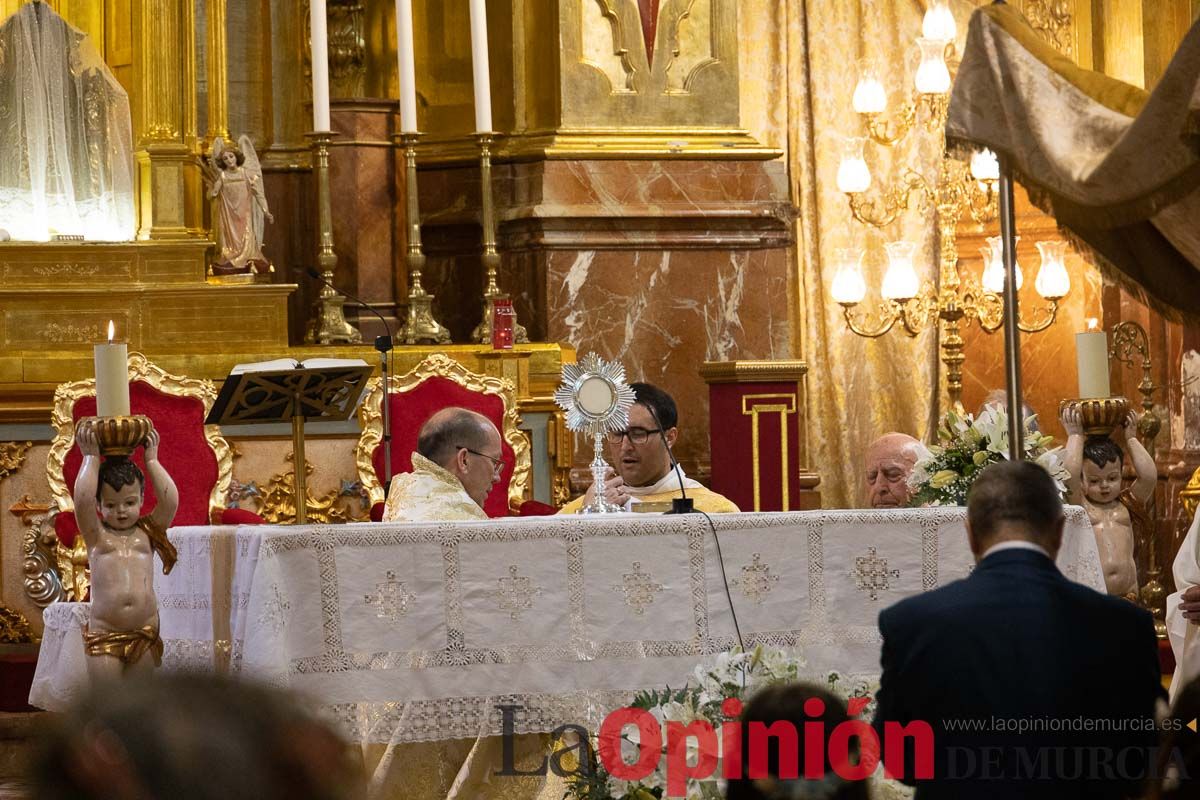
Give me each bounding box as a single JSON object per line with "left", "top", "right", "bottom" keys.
{"left": 372, "top": 452, "right": 565, "bottom": 800}
{"left": 381, "top": 453, "right": 488, "bottom": 523}
{"left": 558, "top": 466, "right": 741, "bottom": 514}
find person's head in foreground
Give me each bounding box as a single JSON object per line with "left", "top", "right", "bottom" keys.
{"left": 417, "top": 407, "right": 504, "bottom": 508}
{"left": 725, "top": 683, "right": 870, "bottom": 800}
{"left": 864, "top": 432, "right": 924, "bottom": 508}
{"left": 966, "top": 459, "right": 1064, "bottom": 563}
{"left": 97, "top": 458, "right": 145, "bottom": 531}
{"left": 607, "top": 382, "right": 678, "bottom": 487}
{"left": 31, "top": 673, "right": 365, "bottom": 800}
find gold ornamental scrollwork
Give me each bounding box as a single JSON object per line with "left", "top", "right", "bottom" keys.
{"left": 0, "top": 441, "right": 31, "bottom": 481}
{"left": 0, "top": 604, "right": 35, "bottom": 644}
{"left": 253, "top": 453, "right": 371, "bottom": 525}
{"left": 47, "top": 353, "right": 233, "bottom": 526}
{"left": 1022, "top": 0, "right": 1073, "bottom": 57}
{"left": 355, "top": 354, "right": 532, "bottom": 513}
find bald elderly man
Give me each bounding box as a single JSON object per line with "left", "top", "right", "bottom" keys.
{"left": 864, "top": 432, "right": 926, "bottom": 508}
{"left": 382, "top": 407, "right": 504, "bottom": 522}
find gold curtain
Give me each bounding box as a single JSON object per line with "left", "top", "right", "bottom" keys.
{"left": 741, "top": 0, "right": 968, "bottom": 508}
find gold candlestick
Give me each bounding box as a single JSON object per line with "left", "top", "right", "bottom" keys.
{"left": 394, "top": 132, "right": 450, "bottom": 344}
{"left": 305, "top": 131, "right": 361, "bottom": 345}
{"left": 78, "top": 416, "right": 153, "bottom": 458}
{"left": 471, "top": 132, "right": 528, "bottom": 345}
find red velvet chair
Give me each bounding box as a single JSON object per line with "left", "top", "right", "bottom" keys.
{"left": 355, "top": 353, "right": 532, "bottom": 518}
{"left": 43, "top": 354, "right": 262, "bottom": 600}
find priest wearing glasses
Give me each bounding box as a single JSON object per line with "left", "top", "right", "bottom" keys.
{"left": 559, "top": 382, "right": 740, "bottom": 514}
{"left": 381, "top": 407, "right": 505, "bottom": 522}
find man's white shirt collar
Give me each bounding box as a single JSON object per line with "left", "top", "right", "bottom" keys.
{"left": 980, "top": 539, "right": 1051, "bottom": 561}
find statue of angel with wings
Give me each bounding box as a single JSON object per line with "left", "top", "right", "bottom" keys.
{"left": 198, "top": 135, "right": 274, "bottom": 274}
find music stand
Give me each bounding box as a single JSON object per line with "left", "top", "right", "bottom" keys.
{"left": 207, "top": 364, "right": 374, "bottom": 524}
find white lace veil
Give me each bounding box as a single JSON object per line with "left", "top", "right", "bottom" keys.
{"left": 0, "top": 2, "right": 135, "bottom": 241}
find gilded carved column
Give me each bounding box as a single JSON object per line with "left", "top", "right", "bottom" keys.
{"left": 206, "top": 0, "right": 230, "bottom": 144}
{"left": 134, "top": 0, "right": 194, "bottom": 239}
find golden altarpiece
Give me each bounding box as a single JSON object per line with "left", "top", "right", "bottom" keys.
{"left": 0, "top": 0, "right": 800, "bottom": 639}
{"left": 0, "top": 0, "right": 1198, "bottom": 646}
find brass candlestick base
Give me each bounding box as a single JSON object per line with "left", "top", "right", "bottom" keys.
{"left": 78, "top": 416, "right": 153, "bottom": 457}
{"left": 1059, "top": 396, "right": 1129, "bottom": 436}
{"left": 394, "top": 132, "right": 451, "bottom": 345}
{"left": 470, "top": 133, "right": 528, "bottom": 344}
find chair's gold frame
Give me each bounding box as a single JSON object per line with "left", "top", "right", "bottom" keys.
{"left": 355, "top": 353, "right": 532, "bottom": 513}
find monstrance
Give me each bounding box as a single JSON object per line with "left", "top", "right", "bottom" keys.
{"left": 554, "top": 353, "right": 636, "bottom": 514}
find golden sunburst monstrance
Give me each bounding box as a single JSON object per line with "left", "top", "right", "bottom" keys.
{"left": 554, "top": 352, "right": 636, "bottom": 513}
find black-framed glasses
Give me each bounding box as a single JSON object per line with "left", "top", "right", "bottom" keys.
{"left": 605, "top": 427, "right": 661, "bottom": 445}
{"left": 459, "top": 446, "right": 505, "bottom": 477}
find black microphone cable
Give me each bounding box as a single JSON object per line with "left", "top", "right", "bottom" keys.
{"left": 643, "top": 402, "right": 744, "bottom": 653}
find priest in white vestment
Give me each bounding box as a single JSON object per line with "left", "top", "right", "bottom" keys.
{"left": 559, "top": 382, "right": 739, "bottom": 514}
{"left": 372, "top": 407, "right": 567, "bottom": 800}
{"left": 1166, "top": 506, "right": 1200, "bottom": 701}
{"left": 381, "top": 407, "right": 501, "bottom": 522}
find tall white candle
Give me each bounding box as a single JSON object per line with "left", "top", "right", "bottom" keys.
{"left": 94, "top": 320, "right": 130, "bottom": 417}
{"left": 395, "top": 0, "right": 419, "bottom": 133}
{"left": 1075, "top": 320, "right": 1111, "bottom": 398}
{"left": 468, "top": 0, "right": 493, "bottom": 133}
{"left": 310, "top": 0, "right": 332, "bottom": 131}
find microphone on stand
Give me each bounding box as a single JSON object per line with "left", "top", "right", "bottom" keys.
{"left": 293, "top": 267, "right": 395, "bottom": 490}
{"left": 642, "top": 403, "right": 693, "bottom": 515}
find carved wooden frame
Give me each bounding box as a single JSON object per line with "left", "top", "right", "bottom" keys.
{"left": 355, "top": 353, "right": 532, "bottom": 513}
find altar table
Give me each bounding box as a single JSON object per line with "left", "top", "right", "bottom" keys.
{"left": 32, "top": 508, "right": 1104, "bottom": 744}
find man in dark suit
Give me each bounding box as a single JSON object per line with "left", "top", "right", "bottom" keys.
{"left": 873, "top": 460, "right": 1163, "bottom": 799}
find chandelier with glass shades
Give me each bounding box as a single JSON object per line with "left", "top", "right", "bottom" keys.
{"left": 831, "top": 0, "right": 1072, "bottom": 407}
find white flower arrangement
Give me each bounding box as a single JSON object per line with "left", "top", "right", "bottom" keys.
{"left": 567, "top": 646, "right": 890, "bottom": 800}
{"left": 907, "top": 407, "right": 1069, "bottom": 507}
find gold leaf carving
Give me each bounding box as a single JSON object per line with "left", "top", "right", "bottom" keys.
{"left": 582, "top": 0, "right": 638, "bottom": 92}
{"left": 664, "top": 0, "right": 714, "bottom": 94}
{"left": 42, "top": 321, "right": 100, "bottom": 344}
{"left": 1023, "top": 0, "right": 1072, "bottom": 56}
{"left": 31, "top": 263, "right": 101, "bottom": 277}
{"left": 255, "top": 453, "right": 371, "bottom": 525}
{"left": 0, "top": 441, "right": 31, "bottom": 481}
{"left": 0, "top": 604, "right": 35, "bottom": 644}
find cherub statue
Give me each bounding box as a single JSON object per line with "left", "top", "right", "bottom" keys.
{"left": 1061, "top": 407, "right": 1156, "bottom": 599}
{"left": 198, "top": 134, "right": 274, "bottom": 276}
{"left": 73, "top": 423, "right": 179, "bottom": 681}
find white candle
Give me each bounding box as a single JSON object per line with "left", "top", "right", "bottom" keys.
{"left": 94, "top": 320, "right": 129, "bottom": 417}
{"left": 1076, "top": 320, "right": 1111, "bottom": 398}
{"left": 468, "top": 0, "right": 493, "bottom": 133}
{"left": 395, "top": 0, "right": 419, "bottom": 133}
{"left": 310, "top": 0, "right": 332, "bottom": 131}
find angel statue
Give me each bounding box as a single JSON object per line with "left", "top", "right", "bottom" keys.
{"left": 199, "top": 135, "right": 274, "bottom": 277}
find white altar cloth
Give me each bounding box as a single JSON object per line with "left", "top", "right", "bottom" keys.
{"left": 32, "top": 508, "right": 1103, "bottom": 743}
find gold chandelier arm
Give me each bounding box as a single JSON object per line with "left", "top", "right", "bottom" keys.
{"left": 848, "top": 169, "right": 932, "bottom": 228}
{"left": 1015, "top": 299, "right": 1061, "bottom": 333}
{"left": 961, "top": 285, "right": 1004, "bottom": 333}
{"left": 842, "top": 303, "right": 902, "bottom": 338}
{"left": 897, "top": 290, "right": 938, "bottom": 336}
{"left": 863, "top": 103, "right": 918, "bottom": 147}
{"left": 962, "top": 177, "right": 999, "bottom": 225}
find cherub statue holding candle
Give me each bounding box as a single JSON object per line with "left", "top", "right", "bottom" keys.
{"left": 73, "top": 420, "right": 179, "bottom": 681}
{"left": 1061, "top": 405, "right": 1156, "bottom": 599}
